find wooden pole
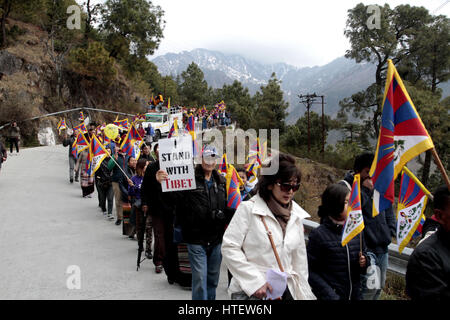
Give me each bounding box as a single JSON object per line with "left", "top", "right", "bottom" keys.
{"left": 431, "top": 147, "right": 450, "bottom": 191}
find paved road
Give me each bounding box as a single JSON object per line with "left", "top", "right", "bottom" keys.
{"left": 0, "top": 145, "right": 229, "bottom": 299}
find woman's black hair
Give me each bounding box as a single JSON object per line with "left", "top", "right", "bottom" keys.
{"left": 318, "top": 183, "right": 350, "bottom": 221}
{"left": 354, "top": 153, "right": 374, "bottom": 173}
{"left": 153, "top": 143, "right": 159, "bottom": 152}
{"left": 257, "top": 153, "right": 301, "bottom": 202}
{"left": 136, "top": 158, "right": 147, "bottom": 175}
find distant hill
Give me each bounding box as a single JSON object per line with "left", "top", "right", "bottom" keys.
{"left": 153, "top": 48, "right": 450, "bottom": 124}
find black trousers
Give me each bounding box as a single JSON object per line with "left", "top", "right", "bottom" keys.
{"left": 9, "top": 138, "right": 19, "bottom": 153}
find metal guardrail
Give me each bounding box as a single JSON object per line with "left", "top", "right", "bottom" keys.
{"left": 0, "top": 107, "right": 135, "bottom": 130}
{"left": 302, "top": 219, "right": 412, "bottom": 276}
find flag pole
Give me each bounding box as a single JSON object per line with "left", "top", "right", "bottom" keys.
{"left": 431, "top": 148, "right": 450, "bottom": 191}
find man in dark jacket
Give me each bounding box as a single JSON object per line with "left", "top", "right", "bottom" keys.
{"left": 108, "top": 148, "right": 129, "bottom": 225}
{"left": 62, "top": 131, "right": 79, "bottom": 183}
{"left": 96, "top": 153, "right": 114, "bottom": 220}
{"left": 141, "top": 143, "right": 176, "bottom": 275}
{"left": 156, "top": 145, "right": 235, "bottom": 300}
{"left": 0, "top": 137, "right": 7, "bottom": 174}
{"left": 8, "top": 121, "right": 20, "bottom": 154}
{"left": 338, "top": 153, "right": 396, "bottom": 300}
{"left": 406, "top": 185, "right": 450, "bottom": 300}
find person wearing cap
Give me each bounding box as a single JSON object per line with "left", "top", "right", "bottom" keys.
{"left": 155, "top": 145, "right": 235, "bottom": 300}
{"left": 62, "top": 129, "right": 79, "bottom": 183}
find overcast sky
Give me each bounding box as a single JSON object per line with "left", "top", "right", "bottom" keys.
{"left": 81, "top": 0, "right": 450, "bottom": 68}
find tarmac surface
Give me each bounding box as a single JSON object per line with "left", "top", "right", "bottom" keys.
{"left": 0, "top": 145, "right": 229, "bottom": 299}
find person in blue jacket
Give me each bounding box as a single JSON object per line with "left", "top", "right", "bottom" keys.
{"left": 307, "top": 183, "right": 367, "bottom": 300}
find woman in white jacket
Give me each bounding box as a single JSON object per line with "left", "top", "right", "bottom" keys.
{"left": 222, "top": 153, "right": 316, "bottom": 300}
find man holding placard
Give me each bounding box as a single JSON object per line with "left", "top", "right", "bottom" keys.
{"left": 156, "top": 143, "right": 235, "bottom": 300}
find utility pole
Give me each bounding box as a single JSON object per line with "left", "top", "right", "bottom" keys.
{"left": 298, "top": 93, "right": 326, "bottom": 155}
{"left": 321, "top": 95, "right": 325, "bottom": 155}
{"left": 298, "top": 93, "right": 316, "bottom": 154}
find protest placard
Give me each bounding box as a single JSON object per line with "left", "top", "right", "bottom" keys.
{"left": 159, "top": 134, "right": 197, "bottom": 192}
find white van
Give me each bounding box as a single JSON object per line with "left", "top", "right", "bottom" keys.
{"left": 142, "top": 107, "right": 183, "bottom": 141}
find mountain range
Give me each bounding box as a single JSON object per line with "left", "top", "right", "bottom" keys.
{"left": 152, "top": 48, "right": 449, "bottom": 125}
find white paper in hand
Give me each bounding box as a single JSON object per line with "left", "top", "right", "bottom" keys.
{"left": 265, "top": 269, "right": 288, "bottom": 300}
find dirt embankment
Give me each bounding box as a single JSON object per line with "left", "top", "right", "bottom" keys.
{"left": 0, "top": 19, "right": 148, "bottom": 144}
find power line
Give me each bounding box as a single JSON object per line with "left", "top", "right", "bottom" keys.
{"left": 433, "top": 0, "right": 450, "bottom": 14}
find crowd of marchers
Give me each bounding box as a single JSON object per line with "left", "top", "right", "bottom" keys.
{"left": 1, "top": 120, "right": 448, "bottom": 301}
{"left": 63, "top": 123, "right": 449, "bottom": 301}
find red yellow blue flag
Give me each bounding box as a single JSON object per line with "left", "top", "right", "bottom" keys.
{"left": 225, "top": 164, "right": 244, "bottom": 209}
{"left": 396, "top": 167, "right": 430, "bottom": 253}
{"left": 114, "top": 118, "right": 129, "bottom": 130}
{"left": 168, "top": 118, "right": 179, "bottom": 138}
{"left": 89, "top": 134, "right": 109, "bottom": 174}
{"left": 370, "top": 59, "right": 434, "bottom": 217}
{"left": 74, "top": 132, "right": 89, "bottom": 155}
{"left": 218, "top": 153, "right": 229, "bottom": 176}
{"left": 120, "top": 124, "right": 144, "bottom": 159}
{"left": 73, "top": 123, "right": 88, "bottom": 135}
{"left": 341, "top": 174, "right": 364, "bottom": 247}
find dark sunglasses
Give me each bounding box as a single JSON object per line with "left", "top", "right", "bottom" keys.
{"left": 276, "top": 182, "right": 300, "bottom": 192}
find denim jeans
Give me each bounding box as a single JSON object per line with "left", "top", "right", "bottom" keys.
{"left": 187, "top": 243, "right": 222, "bottom": 300}
{"left": 360, "top": 251, "right": 388, "bottom": 300}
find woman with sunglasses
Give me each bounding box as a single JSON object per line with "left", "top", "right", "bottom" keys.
{"left": 221, "top": 153, "right": 316, "bottom": 300}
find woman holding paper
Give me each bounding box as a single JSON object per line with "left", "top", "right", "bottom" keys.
{"left": 221, "top": 153, "right": 316, "bottom": 300}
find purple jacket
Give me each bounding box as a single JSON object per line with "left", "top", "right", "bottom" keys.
{"left": 128, "top": 175, "right": 144, "bottom": 199}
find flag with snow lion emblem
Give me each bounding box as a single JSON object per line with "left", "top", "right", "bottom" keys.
{"left": 396, "top": 168, "right": 429, "bottom": 254}
{"left": 341, "top": 174, "right": 364, "bottom": 247}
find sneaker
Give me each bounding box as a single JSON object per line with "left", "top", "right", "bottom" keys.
{"left": 102, "top": 211, "right": 107, "bottom": 216}
{"left": 155, "top": 265, "right": 163, "bottom": 274}
{"left": 70, "top": 178, "right": 74, "bottom": 183}
{"left": 107, "top": 214, "right": 114, "bottom": 220}
{"left": 115, "top": 219, "right": 122, "bottom": 225}
{"left": 145, "top": 251, "right": 153, "bottom": 260}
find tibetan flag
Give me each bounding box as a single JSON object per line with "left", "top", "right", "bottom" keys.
{"left": 129, "top": 123, "right": 144, "bottom": 142}
{"left": 168, "top": 118, "right": 179, "bottom": 138}
{"left": 218, "top": 153, "right": 229, "bottom": 176}
{"left": 396, "top": 167, "right": 429, "bottom": 254}
{"left": 70, "top": 138, "right": 78, "bottom": 160}
{"left": 73, "top": 123, "right": 88, "bottom": 134}
{"left": 341, "top": 174, "right": 365, "bottom": 247}
{"left": 225, "top": 164, "right": 244, "bottom": 209}
{"left": 247, "top": 138, "right": 262, "bottom": 167}
{"left": 120, "top": 126, "right": 143, "bottom": 159}
{"left": 186, "top": 115, "right": 195, "bottom": 132}
{"left": 57, "top": 118, "right": 67, "bottom": 134}
{"left": 186, "top": 115, "right": 198, "bottom": 156}
{"left": 89, "top": 134, "right": 109, "bottom": 174}
{"left": 260, "top": 140, "right": 267, "bottom": 162}
{"left": 201, "top": 106, "right": 207, "bottom": 114}
{"left": 370, "top": 59, "right": 434, "bottom": 217}
{"left": 79, "top": 111, "right": 85, "bottom": 121}
{"left": 246, "top": 159, "right": 259, "bottom": 183}
{"left": 74, "top": 132, "right": 89, "bottom": 155}
{"left": 114, "top": 118, "right": 129, "bottom": 130}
